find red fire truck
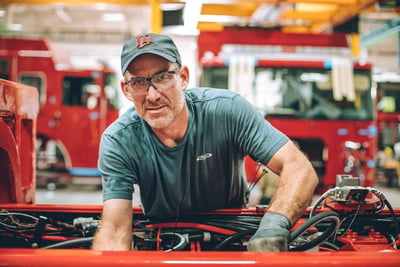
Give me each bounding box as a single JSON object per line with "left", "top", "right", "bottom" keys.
{"left": 198, "top": 29, "right": 377, "bottom": 191}
{"left": 0, "top": 37, "right": 120, "bottom": 181}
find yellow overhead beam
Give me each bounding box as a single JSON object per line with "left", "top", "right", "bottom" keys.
{"left": 295, "top": 3, "right": 337, "bottom": 12}
{"left": 281, "top": 0, "right": 377, "bottom": 33}
{"left": 281, "top": 10, "right": 335, "bottom": 21}
{"left": 197, "top": 21, "right": 225, "bottom": 32}
{"left": 315, "top": 0, "right": 376, "bottom": 32}
{"left": 201, "top": 3, "right": 258, "bottom": 17}
{"left": 286, "top": 0, "right": 361, "bottom": 4}
{"left": 150, "top": 0, "right": 162, "bottom": 34}
{"left": 281, "top": 25, "right": 313, "bottom": 33}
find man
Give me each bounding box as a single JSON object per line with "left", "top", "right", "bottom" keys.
{"left": 92, "top": 33, "right": 319, "bottom": 251}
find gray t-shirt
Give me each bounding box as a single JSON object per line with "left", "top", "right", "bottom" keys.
{"left": 98, "top": 88, "right": 289, "bottom": 218}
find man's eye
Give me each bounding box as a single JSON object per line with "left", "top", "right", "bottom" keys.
{"left": 132, "top": 78, "right": 147, "bottom": 86}
{"left": 153, "top": 72, "right": 168, "bottom": 83}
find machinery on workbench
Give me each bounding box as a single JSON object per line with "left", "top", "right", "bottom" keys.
{"left": 1, "top": 176, "right": 399, "bottom": 254}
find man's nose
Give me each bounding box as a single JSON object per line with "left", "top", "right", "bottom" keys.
{"left": 145, "top": 83, "right": 161, "bottom": 100}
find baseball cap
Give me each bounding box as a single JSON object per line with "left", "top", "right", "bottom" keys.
{"left": 121, "top": 33, "right": 182, "bottom": 74}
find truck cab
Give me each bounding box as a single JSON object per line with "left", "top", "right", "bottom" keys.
{"left": 0, "top": 37, "right": 119, "bottom": 179}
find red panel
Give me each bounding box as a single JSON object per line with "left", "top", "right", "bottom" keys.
{"left": 0, "top": 79, "right": 38, "bottom": 203}
{"left": 198, "top": 29, "right": 349, "bottom": 61}
{"left": 1, "top": 249, "right": 400, "bottom": 267}
{"left": 0, "top": 203, "right": 399, "bottom": 266}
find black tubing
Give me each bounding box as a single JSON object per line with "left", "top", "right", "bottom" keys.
{"left": 289, "top": 211, "right": 340, "bottom": 251}
{"left": 41, "top": 237, "right": 94, "bottom": 249}
{"left": 213, "top": 228, "right": 255, "bottom": 251}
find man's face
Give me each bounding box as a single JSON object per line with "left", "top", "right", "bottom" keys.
{"left": 122, "top": 54, "right": 189, "bottom": 129}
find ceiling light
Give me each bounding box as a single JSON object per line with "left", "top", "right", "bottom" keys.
{"left": 94, "top": 3, "right": 108, "bottom": 10}
{"left": 160, "top": 3, "right": 185, "bottom": 11}
{"left": 8, "top": 24, "right": 23, "bottom": 31}
{"left": 199, "top": 14, "right": 248, "bottom": 24}
{"left": 101, "top": 13, "right": 125, "bottom": 22}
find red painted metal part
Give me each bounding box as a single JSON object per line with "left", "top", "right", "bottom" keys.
{"left": 198, "top": 29, "right": 350, "bottom": 61}
{"left": 1, "top": 249, "right": 400, "bottom": 267}
{"left": 244, "top": 119, "right": 377, "bottom": 189}
{"left": 0, "top": 37, "right": 119, "bottom": 174}
{"left": 145, "top": 222, "right": 237, "bottom": 236}
{"left": 0, "top": 79, "right": 38, "bottom": 203}
{"left": 269, "top": 119, "right": 377, "bottom": 189}
{"left": 0, "top": 203, "right": 264, "bottom": 216}
{"left": 337, "top": 229, "right": 397, "bottom": 251}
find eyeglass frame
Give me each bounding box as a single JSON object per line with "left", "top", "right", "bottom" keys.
{"left": 123, "top": 66, "right": 180, "bottom": 96}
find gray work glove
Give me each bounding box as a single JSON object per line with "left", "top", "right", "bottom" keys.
{"left": 247, "top": 212, "right": 291, "bottom": 252}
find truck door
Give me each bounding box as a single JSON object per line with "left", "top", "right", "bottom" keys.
{"left": 59, "top": 73, "right": 102, "bottom": 175}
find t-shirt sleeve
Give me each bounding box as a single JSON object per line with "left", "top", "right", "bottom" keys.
{"left": 98, "top": 133, "right": 135, "bottom": 201}
{"left": 230, "top": 94, "right": 289, "bottom": 164}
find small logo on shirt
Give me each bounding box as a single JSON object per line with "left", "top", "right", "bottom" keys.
{"left": 196, "top": 153, "right": 213, "bottom": 161}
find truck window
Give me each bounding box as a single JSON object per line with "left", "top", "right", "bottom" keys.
{"left": 201, "top": 66, "right": 374, "bottom": 121}
{"left": 377, "top": 82, "right": 400, "bottom": 113}
{"left": 0, "top": 60, "right": 9, "bottom": 80}
{"left": 104, "top": 73, "right": 119, "bottom": 109}
{"left": 19, "top": 74, "right": 45, "bottom": 105}
{"left": 62, "top": 76, "right": 94, "bottom": 106}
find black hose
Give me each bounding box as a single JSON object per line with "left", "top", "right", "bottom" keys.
{"left": 41, "top": 237, "right": 94, "bottom": 249}
{"left": 213, "top": 228, "right": 255, "bottom": 251}
{"left": 383, "top": 199, "right": 400, "bottom": 240}
{"left": 213, "top": 211, "right": 340, "bottom": 251}
{"left": 289, "top": 211, "right": 340, "bottom": 251}
{"left": 320, "top": 241, "right": 340, "bottom": 251}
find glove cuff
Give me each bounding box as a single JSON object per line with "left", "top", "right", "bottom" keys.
{"left": 259, "top": 212, "right": 291, "bottom": 230}
{"left": 251, "top": 228, "right": 290, "bottom": 239}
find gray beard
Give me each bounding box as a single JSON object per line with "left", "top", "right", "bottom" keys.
{"left": 145, "top": 96, "right": 185, "bottom": 129}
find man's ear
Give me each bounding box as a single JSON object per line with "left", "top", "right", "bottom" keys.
{"left": 180, "top": 65, "right": 190, "bottom": 89}
{"left": 121, "top": 80, "right": 134, "bottom": 101}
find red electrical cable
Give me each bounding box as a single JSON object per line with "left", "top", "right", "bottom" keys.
{"left": 145, "top": 222, "right": 236, "bottom": 236}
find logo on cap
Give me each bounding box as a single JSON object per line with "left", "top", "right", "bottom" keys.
{"left": 136, "top": 34, "right": 153, "bottom": 49}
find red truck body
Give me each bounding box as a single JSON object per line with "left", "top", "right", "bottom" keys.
{"left": 0, "top": 203, "right": 399, "bottom": 266}
{"left": 0, "top": 78, "right": 38, "bottom": 203}
{"left": 198, "top": 29, "right": 377, "bottom": 191}
{"left": 0, "top": 37, "right": 119, "bottom": 178}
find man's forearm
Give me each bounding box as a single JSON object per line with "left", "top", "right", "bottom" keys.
{"left": 92, "top": 199, "right": 133, "bottom": 250}
{"left": 92, "top": 227, "right": 132, "bottom": 250}
{"left": 268, "top": 161, "right": 318, "bottom": 225}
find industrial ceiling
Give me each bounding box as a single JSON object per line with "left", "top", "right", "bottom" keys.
{"left": 0, "top": 0, "right": 397, "bottom": 36}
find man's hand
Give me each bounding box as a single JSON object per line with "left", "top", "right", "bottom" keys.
{"left": 247, "top": 212, "right": 291, "bottom": 252}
